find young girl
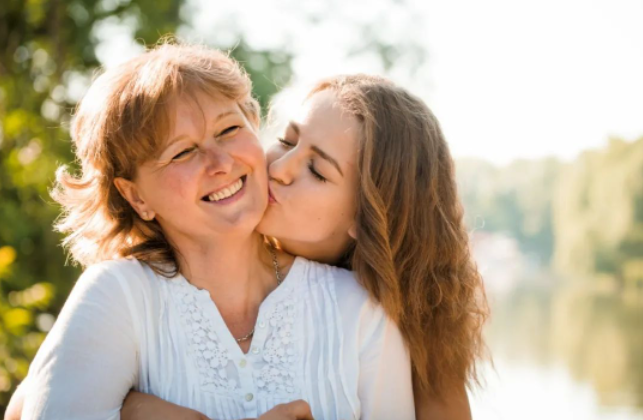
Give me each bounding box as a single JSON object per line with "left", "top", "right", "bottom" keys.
{"left": 258, "top": 75, "right": 489, "bottom": 418}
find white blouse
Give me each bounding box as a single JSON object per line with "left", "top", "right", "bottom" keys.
{"left": 22, "top": 257, "right": 415, "bottom": 420}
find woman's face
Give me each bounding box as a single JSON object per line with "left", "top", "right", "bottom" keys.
{"left": 256, "top": 90, "right": 360, "bottom": 264}
{"left": 116, "top": 91, "right": 268, "bottom": 245}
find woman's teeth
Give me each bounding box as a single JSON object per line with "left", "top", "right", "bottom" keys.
{"left": 206, "top": 178, "right": 244, "bottom": 202}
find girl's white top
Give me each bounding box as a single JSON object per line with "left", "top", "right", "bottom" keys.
{"left": 22, "top": 257, "right": 415, "bottom": 420}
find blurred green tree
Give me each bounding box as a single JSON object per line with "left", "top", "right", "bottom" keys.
{"left": 553, "top": 137, "right": 643, "bottom": 290}
{"left": 457, "top": 157, "right": 562, "bottom": 265}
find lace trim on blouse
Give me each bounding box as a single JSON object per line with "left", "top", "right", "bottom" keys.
{"left": 172, "top": 281, "right": 239, "bottom": 391}
{"left": 255, "top": 296, "right": 297, "bottom": 395}
{"left": 170, "top": 277, "right": 299, "bottom": 396}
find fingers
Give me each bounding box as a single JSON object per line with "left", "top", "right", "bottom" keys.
{"left": 257, "top": 400, "right": 314, "bottom": 420}
{"left": 283, "top": 400, "right": 313, "bottom": 419}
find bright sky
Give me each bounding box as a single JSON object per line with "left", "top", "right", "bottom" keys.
{"left": 96, "top": 0, "right": 643, "bottom": 164}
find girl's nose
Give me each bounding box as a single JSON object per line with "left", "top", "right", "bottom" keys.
{"left": 267, "top": 151, "right": 298, "bottom": 186}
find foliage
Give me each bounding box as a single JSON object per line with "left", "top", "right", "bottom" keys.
{"left": 456, "top": 157, "right": 562, "bottom": 265}
{"left": 457, "top": 136, "right": 643, "bottom": 293}
{"left": 552, "top": 137, "right": 643, "bottom": 288}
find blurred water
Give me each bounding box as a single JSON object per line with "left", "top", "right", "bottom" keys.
{"left": 470, "top": 360, "right": 643, "bottom": 420}
{"left": 469, "top": 233, "right": 643, "bottom": 420}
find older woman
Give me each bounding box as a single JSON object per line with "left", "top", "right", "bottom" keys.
{"left": 15, "top": 43, "right": 414, "bottom": 420}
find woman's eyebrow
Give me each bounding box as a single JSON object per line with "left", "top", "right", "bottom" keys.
{"left": 311, "top": 145, "right": 343, "bottom": 177}
{"left": 166, "top": 110, "right": 239, "bottom": 145}
{"left": 211, "top": 110, "right": 237, "bottom": 126}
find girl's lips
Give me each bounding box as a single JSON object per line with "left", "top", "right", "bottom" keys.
{"left": 268, "top": 187, "right": 278, "bottom": 204}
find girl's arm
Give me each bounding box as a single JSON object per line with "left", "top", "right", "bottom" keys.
{"left": 3, "top": 390, "right": 208, "bottom": 420}
{"left": 121, "top": 391, "right": 209, "bottom": 420}
{"left": 414, "top": 380, "right": 472, "bottom": 420}
{"left": 120, "top": 393, "right": 314, "bottom": 420}
{"left": 8, "top": 389, "right": 313, "bottom": 420}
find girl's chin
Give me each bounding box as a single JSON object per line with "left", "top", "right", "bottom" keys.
{"left": 255, "top": 214, "right": 279, "bottom": 237}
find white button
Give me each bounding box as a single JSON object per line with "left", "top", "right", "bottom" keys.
{"left": 251, "top": 346, "right": 260, "bottom": 354}
{"left": 259, "top": 321, "right": 266, "bottom": 328}
{"left": 239, "top": 359, "right": 247, "bottom": 368}
{"left": 245, "top": 393, "right": 254, "bottom": 402}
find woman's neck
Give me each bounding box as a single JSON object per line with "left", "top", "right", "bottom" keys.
{"left": 174, "top": 231, "right": 279, "bottom": 317}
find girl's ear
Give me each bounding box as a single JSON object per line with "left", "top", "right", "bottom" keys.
{"left": 113, "top": 177, "right": 155, "bottom": 221}
{"left": 348, "top": 222, "right": 357, "bottom": 240}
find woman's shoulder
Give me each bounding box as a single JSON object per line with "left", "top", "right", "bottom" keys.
{"left": 75, "top": 257, "right": 167, "bottom": 301}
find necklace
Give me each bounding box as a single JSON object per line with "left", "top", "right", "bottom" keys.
{"left": 235, "top": 246, "right": 282, "bottom": 343}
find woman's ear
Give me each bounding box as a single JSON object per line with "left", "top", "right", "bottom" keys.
{"left": 113, "top": 177, "right": 155, "bottom": 221}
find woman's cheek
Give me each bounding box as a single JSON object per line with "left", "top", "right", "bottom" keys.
{"left": 241, "top": 140, "right": 268, "bottom": 170}
{"left": 159, "top": 168, "right": 194, "bottom": 202}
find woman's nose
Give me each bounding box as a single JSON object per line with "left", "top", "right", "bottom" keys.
{"left": 204, "top": 146, "right": 234, "bottom": 176}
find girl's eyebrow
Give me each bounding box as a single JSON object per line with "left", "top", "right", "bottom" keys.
{"left": 287, "top": 121, "right": 300, "bottom": 135}
{"left": 288, "top": 121, "right": 343, "bottom": 176}
{"left": 311, "top": 145, "right": 343, "bottom": 177}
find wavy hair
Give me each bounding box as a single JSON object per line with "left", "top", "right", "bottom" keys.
{"left": 309, "top": 75, "right": 489, "bottom": 398}
{"left": 52, "top": 41, "right": 260, "bottom": 276}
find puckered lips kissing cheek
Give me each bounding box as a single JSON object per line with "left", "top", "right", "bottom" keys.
{"left": 201, "top": 175, "right": 248, "bottom": 205}
{"left": 267, "top": 184, "right": 278, "bottom": 204}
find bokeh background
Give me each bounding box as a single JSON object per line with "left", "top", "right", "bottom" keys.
{"left": 1, "top": 0, "right": 643, "bottom": 418}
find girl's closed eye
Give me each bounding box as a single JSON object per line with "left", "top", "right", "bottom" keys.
{"left": 277, "top": 137, "right": 295, "bottom": 148}
{"left": 308, "top": 160, "right": 327, "bottom": 182}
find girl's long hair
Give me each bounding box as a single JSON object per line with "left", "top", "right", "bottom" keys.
{"left": 310, "top": 75, "right": 489, "bottom": 397}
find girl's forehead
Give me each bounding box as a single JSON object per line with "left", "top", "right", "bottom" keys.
{"left": 297, "top": 90, "right": 339, "bottom": 121}
{"left": 297, "top": 91, "right": 359, "bottom": 139}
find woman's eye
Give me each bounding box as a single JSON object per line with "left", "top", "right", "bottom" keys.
{"left": 308, "top": 161, "right": 327, "bottom": 182}
{"left": 219, "top": 125, "right": 241, "bottom": 137}
{"left": 277, "top": 137, "right": 295, "bottom": 148}
{"left": 172, "top": 147, "right": 196, "bottom": 160}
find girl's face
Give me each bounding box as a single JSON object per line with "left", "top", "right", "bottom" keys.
{"left": 256, "top": 90, "right": 360, "bottom": 264}
{"left": 115, "top": 91, "right": 268, "bottom": 245}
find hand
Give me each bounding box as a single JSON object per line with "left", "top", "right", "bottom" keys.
{"left": 121, "top": 391, "right": 210, "bottom": 420}
{"left": 255, "top": 400, "right": 314, "bottom": 420}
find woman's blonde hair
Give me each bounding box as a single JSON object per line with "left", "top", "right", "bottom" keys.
{"left": 52, "top": 41, "right": 260, "bottom": 275}
{"left": 309, "top": 75, "right": 489, "bottom": 398}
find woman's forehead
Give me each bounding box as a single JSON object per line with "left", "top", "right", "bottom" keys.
{"left": 167, "top": 93, "right": 243, "bottom": 138}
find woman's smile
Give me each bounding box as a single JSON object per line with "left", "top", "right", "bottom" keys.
{"left": 201, "top": 175, "right": 247, "bottom": 204}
